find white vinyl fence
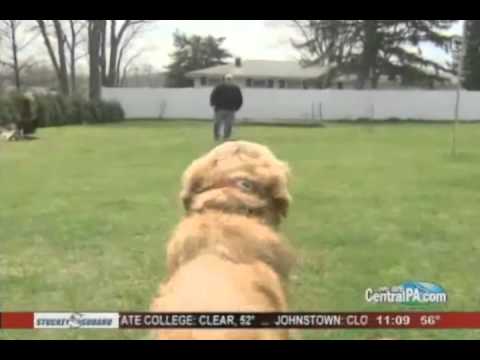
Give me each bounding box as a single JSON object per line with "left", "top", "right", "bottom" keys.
{"left": 102, "top": 87, "right": 480, "bottom": 123}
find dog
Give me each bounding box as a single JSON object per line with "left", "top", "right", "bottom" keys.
{"left": 150, "top": 140, "right": 296, "bottom": 340}
{"left": 0, "top": 123, "right": 20, "bottom": 141}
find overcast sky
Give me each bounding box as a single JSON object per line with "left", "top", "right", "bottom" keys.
{"left": 139, "top": 20, "right": 464, "bottom": 71}
{"left": 140, "top": 20, "right": 301, "bottom": 70}
{"left": 9, "top": 20, "right": 464, "bottom": 74}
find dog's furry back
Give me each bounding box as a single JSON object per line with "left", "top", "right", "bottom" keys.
{"left": 165, "top": 210, "right": 296, "bottom": 281}
{"left": 151, "top": 211, "right": 296, "bottom": 340}
{"left": 151, "top": 141, "right": 296, "bottom": 340}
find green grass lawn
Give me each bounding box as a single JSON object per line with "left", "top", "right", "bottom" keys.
{"left": 1, "top": 120, "right": 480, "bottom": 339}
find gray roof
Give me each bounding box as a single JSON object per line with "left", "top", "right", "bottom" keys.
{"left": 186, "top": 60, "right": 330, "bottom": 80}
{"left": 336, "top": 69, "right": 456, "bottom": 84}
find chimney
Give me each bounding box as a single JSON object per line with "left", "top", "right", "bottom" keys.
{"left": 235, "top": 57, "right": 242, "bottom": 68}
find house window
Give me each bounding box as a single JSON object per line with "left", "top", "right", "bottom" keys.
{"left": 287, "top": 80, "right": 302, "bottom": 89}
{"left": 267, "top": 79, "right": 274, "bottom": 88}
{"left": 246, "top": 78, "right": 252, "bottom": 87}
{"left": 279, "top": 80, "right": 286, "bottom": 89}
{"left": 200, "top": 77, "right": 207, "bottom": 86}
{"left": 252, "top": 79, "right": 267, "bottom": 88}
{"left": 208, "top": 78, "right": 221, "bottom": 87}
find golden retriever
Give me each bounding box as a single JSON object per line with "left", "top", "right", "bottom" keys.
{"left": 151, "top": 140, "right": 295, "bottom": 340}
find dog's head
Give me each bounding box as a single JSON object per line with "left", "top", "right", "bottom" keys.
{"left": 180, "top": 141, "right": 291, "bottom": 226}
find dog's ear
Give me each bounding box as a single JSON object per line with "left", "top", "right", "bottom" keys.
{"left": 181, "top": 192, "right": 192, "bottom": 211}
{"left": 270, "top": 162, "right": 292, "bottom": 219}
{"left": 180, "top": 178, "right": 202, "bottom": 211}
{"left": 273, "top": 196, "right": 290, "bottom": 218}
{"left": 180, "top": 156, "right": 207, "bottom": 212}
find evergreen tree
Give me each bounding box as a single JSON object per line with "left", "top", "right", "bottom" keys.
{"left": 463, "top": 20, "right": 480, "bottom": 90}
{"left": 166, "top": 31, "right": 232, "bottom": 87}
{"left": 292, "top": 20, "right": 458, "bottom": 89}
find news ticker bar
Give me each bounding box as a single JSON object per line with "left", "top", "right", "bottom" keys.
{"left": 2, "top": 312, "right": 480, "bottom": 330}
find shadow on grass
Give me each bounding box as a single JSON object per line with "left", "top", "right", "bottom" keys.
{"left": 444, "top": 151, "right": 480, "bottom": 163}
{"left": 94, "top": 119, "right": 209, "bottom": 129}
{"left": 23, "top": 135, "right": 39, "bottom": 141}
{"left": 328, "top": 118, "right": 480, "bottom": 126}
{"left": 1, "top": 135, "right": 39, "bottom": 141}
{"left": 75, "top": 118, "right": 480, "bottom": 131}
{"left": 88, "top": 118, "right": 327, "bottom": 129}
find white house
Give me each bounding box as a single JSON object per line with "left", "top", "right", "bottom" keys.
{"left": 333, "top": 72, "right": 457, "bottom": 90}
{"left": 186, "top": 58, "right": 330, "bottom": 89}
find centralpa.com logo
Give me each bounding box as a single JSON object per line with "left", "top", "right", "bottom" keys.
{"left": 365, "top": 281, "right": 448, "bottom": 305}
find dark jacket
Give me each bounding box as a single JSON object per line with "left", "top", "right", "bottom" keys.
{"left": 210, "top": 83, "right": 243, "bottom": 112}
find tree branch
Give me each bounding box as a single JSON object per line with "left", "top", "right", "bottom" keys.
{"left": 36, "top": 20, "right": 61, "bottom": 75}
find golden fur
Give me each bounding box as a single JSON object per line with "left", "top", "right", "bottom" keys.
{"left": 151, "top": 141, "right": 295, "bottom": 340}
{"left": 180, "top": 141, "right": 291, "bottom": 226}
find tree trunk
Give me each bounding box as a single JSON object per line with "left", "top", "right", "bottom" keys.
{"left": 37, "top": 20, "right": 60, "bottom": 75}
{"left": 464, "top": 20, "right": 480, "bottom": 90}
{"left": 37, "top": 20, "right": 66, "bottom": 95}
{"left": 356, "top": 20, "right": 379, "bottom": 90}
{"left": 120, "top": 68, "right": 127, "bottom": 86}
{"left": 116, "top": 35, "right": 133, "bottom": 87}
{"left": 116, "top": 52, "right": 123, "bottom": 86}
{"left": 52, "top": 20, "right": 70, "bottom": 96}
{"left": 37, "top": 20, "right": 70, "bottom": 96}
{"left": 371, "top": 72, "right": 380, "bottom": 89}
{"left": 105, "top": 20, "right": 133, "bottom": 87}
{"left": 70, "top": 50, "right": 76, "bottom": 94}
{"left": 68, "top": 21, "right": 77, "bottom": 93}
{"left": 9, "top": 21, "right": 21, "bottom": 90}
{"left": 105, "top": 20, "right": 118, "bottom": 87}
{"left": 100, "top": 21, "right": 107, "bottom": 86}
{"left": 89, "top": 20, "right": 103, "bottom": 102}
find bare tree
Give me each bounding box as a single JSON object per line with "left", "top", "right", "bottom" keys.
{"left": 36, "top": 20, "right": 89, "bottom": 95}
{"left": 119, "top": 49, "right": 146, "bottom": 86}
{"left": 100, "top": 20, "right": 153, "bottom": 87}
{"left": 100, "top": 20, "right": 107, "bottom": 85}
{"left": 65, "top": 20, "right": 88, "bottom": 93}
{"left": 115, "top": 24, "right": 147, "bottom": 84}
{"left": 33, "top": 20, "right": 153, "bottom": 97}
{"left": 36, "top": 20, "right": 70, "bottom": 95}
{"left": 88, "top": 20, "right": 104, "bottom": 101}
{"left": 0, "top": 20, "right": 38, "bottom": 90}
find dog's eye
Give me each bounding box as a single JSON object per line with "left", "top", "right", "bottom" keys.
{"left": 237, "top": 179, "right": 253, "bottom": 191}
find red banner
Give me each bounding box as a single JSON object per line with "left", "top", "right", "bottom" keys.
{"left": 1, "top": 312, "right": 34, "bottom": 329}
{"left": 2, "top": 312, "right": 480, "bottom": 329}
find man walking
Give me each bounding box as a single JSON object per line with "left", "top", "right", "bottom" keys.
{"left": 210, "top": 73, "right": 243, "bottom": 141}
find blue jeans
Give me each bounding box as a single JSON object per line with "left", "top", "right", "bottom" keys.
{"left": 214, "top": 110, "right": 235, "bottom": 140}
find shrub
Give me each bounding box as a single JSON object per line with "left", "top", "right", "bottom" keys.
{"left": 33, "top": 94, "right": 63, "bottom": 127}
{"left": 70, "top": 97, "right": 93, "bottom": 124}
{"left": 1, "top": 93, "right": 126, "bottom": 128}
{"left": 100, "top": 101, "right": 125, "bottom": 123}
{"left": 5, "top": 93, "right": 38, "bottom": 135}
{"left": 0, "top": 97, "right": 20, "bottom": 126}
{"left": 34, "top": 94, "right": 52, "bottom": 127}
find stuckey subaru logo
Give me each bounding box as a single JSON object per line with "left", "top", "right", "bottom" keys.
{"left": 365, "top": 281, "right": 447, "bottom": 304}
{"left": 35, "top": 312, "right": 119, "bottom": 329}
{"left": 68, "top": 313, "right": 83, "bottom": 328}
